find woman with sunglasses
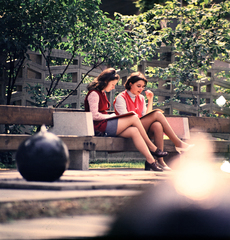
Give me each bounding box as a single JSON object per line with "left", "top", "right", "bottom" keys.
{"left": 84, "top": 68, "right": 169, "bottom": 171}
{"left": 114, "top": 72, "right": 194, "bottom": 171}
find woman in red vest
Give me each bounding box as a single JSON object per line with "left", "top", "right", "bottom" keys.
{"left": 85, "top": 68, "right": 169, "bottom": 171}
{"left": 114, "top": 72, "right": 194, "bottom": 171}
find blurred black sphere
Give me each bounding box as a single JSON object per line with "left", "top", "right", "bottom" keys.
{"left": 16, "top": 126, "right": 69, "bottom": 182}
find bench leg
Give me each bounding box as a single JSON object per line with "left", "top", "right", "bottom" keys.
{"left": 68, "top": 150, "right": 89, "bottom": 170}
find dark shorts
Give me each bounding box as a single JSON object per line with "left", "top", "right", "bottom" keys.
{"left": 105, "top": 118, "right": 118, "bottom": 137}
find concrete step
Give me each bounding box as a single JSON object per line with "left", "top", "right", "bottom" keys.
{"left": 0, "top": 169, "right": 171, "bottom": 239}
{"left": 0, "top": 215, "right": 114, "bottom": 240}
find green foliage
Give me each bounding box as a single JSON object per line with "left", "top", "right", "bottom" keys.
{"left": 0, "top": 152, "right": 16, "bottom": 169}
{"left": 25, "top": 84, "right": 49, "bottom": 107}
{"left": 54, "top": 5, "right": 141, "bottom": 107}
{"left": 0, "top": 124, "right": 22, "bottom": 168}
{"left": 2, "top": 0, "right": 229, "bottom": 112}
{"left": 120, "top": 0, "right": 230, "bottom": 114}
{"left": 1, "top": 0, "right": 141, "bottom": 107}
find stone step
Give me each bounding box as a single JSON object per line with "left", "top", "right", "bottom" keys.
{"left": 0, "top": 169, "right": 171, "bottom": 191}
{"left": 0, "top": 169, "right": 171, "bottom": 239}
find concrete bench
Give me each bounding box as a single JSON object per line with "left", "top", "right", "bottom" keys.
{"left": 0, "top": 105, "right": 229, "bottom": 170}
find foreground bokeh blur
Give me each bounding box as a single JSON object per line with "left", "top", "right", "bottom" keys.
{"left": 108, "top": 133, "right": 230, "bottom": 238}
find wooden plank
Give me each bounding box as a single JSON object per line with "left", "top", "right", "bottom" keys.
{"left": 55, "top": 136, "right": 136, "bottom": 152}
{"left": 0, "top": 105, "right": 54, "bottom": 125}
{"left": 187, "top": 116, "right": 230, "bottom": 133}
{"left": 90, "top": 137, "right": 136, "bottom": 152}
{"left": 63, "top": 137, "right": 230, "bottom": 153}
{"left": 0, "top": 105, "right": 84, "bottom": 126}
{"left": 0, "top": 135, "right": 229, "bottom": 153}
{"left": 0, "top": 135, "right": 155, "bottom": 152}
{"left": 0, "top": 134, "right": 30, "bottom": 150}
{"left": 0, "top": 135, "right": 94, "bottom": 151}
{"left": 164, "top": 115, "right": 230, "bottom": 133}
{"left": 0, "top": 135, "right": 142, "bottom": 152}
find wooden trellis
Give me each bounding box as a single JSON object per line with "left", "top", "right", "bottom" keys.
{"left": 0, "top": 48, "right": 229, "bottom": 116}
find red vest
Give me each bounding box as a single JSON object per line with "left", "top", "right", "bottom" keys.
{"left": 114, "top": 90, "right": 144, "bottom": 118}
{"left": 84, "top": 90, "right": 110, "bottom": 133}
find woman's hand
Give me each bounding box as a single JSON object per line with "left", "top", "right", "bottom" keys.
{"left": 145, "top": 90, "right": 154, "bottom": 114}
{"left": 145, "top": 90, "right": 154, "bottom": 100}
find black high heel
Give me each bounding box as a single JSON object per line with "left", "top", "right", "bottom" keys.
{"left": 151, "top": 148, "right": 168, "bottom": 158}
{"left": 145, "top": 161, "right": 163, "bottom": 172}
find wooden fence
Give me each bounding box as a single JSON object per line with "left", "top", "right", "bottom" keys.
{"left": 0, "top": 48, "right": 229, "bottom": 116}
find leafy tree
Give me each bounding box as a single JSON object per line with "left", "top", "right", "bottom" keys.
{"left": 0, "top": 0, "right": 82, "bottom": 105}
{"left": 0, "top": 0, "right": 146, "bottom": 107}
{"left": 0, "top": 0, "right": 30, "bottom": 104}
{"left": 55, "top": 7, "right": 140, "bottom": 107}
{"left": 120, "top": 0, "right": 230, "bottom": 114}
{"left": 134, "top": 0, "right": 224, "bottom": 13}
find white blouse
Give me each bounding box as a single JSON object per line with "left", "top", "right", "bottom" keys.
{"left": 87, "top": 91, "right": 114, "bottom": 121}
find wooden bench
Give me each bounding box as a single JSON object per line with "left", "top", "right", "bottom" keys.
{"left": 0, "top": 105, "right": 229, "bottom": 170}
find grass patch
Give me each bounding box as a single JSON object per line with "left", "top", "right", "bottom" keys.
{"left": 89, "top": 161, "right": 145, "bottom": 169}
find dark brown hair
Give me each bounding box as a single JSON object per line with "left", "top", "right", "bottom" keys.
{"left": 124, "top": 72, "right": 148, "bottom": 90}
{"left": 87, "top": 68, "right": 120, "bottom": 91}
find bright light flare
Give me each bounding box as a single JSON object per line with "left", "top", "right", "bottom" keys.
{"left": 172, "top": 132, "right": 225, "bottom": 208}
{"left": 220, "top": 160, "right": 230, "bottom": 173}
{"left": 216, "top": 95, "right": 226, "bottom": 107}
{"left": 174, "top": 161, "right": 217, "bottom": 203}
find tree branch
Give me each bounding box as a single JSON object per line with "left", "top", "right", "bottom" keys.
{"left": 54, "top": 60, "right": 105, "bottom": 108}
{"left": 48, "top": 47, "right": 77, "bottom": 96}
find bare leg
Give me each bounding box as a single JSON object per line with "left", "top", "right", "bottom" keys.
{"left": 141, "top": 111, "right": 189, "bottom": 148}
{"left": 116, "top": 115, "right": 159, "bottom": 153}
{"left": 148, "top": 121, "right": 164, "bottom": 150}
{"left": 148, "top": 121, "right": 168, "bottom": 167}
{"left": 116, "top": 115, "right": 165, "bottom": 171}
{"left": 118, "top": 126, "right": 155, "bottom": 164}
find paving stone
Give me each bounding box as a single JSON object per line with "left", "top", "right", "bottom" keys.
{"left": 0, "top": 169, "right": 170, "bottom": 191}
{"left": 0, "top": 169, "right": 170, "bottom": 239}
{"left": 0, "top": 215, "right": 114, "bottom": 239}
{"left": 0, "top": 188, "right": 140, "bottom": 203}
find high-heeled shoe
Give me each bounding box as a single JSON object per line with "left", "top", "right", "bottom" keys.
{"left": 175, "top": 144, "right": 195, "bottom": 154}
{"left": 151, "top": 148, "right": 168, "bottom": 158}
{"left": 157, "top": 162, "right": 172, "bottom": 171}
{"left": 145, "top": 161, "right": 163, "bottom": 172}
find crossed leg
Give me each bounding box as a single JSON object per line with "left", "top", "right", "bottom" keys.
{"left": 116, "top": 115, "right": 158, "bottom": 164}
{"left": 140, "top": 111, "right": 191, "bottom": 168}
{"left": 141, "top": 110, "right": 189, "bottom": 148}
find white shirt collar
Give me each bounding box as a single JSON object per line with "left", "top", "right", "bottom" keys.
{"left": 127, "top": 90, "right": 136, "bottom": 100}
